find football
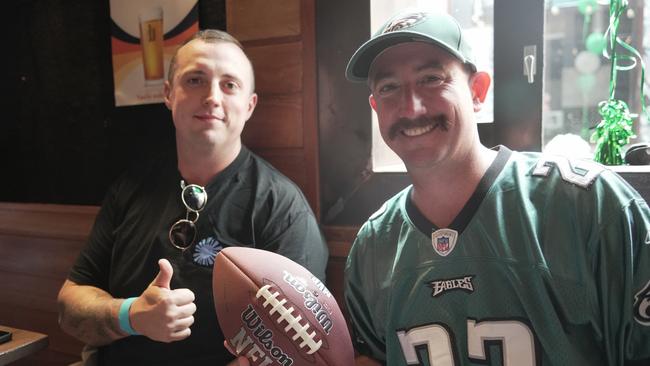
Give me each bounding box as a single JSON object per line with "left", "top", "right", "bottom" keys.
{"left": 213, "top": 247, "right": 355, "bottom": 366}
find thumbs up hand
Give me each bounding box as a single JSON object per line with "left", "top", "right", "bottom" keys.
{"left": 128, "top": 259, "right": 197, "bottom": 342}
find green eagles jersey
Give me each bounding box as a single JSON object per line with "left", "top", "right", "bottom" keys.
{"left": 345, "top": 147, "right": 650, "bottom": 366}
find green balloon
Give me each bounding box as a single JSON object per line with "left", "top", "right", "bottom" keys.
{"left": 586, "top": 32, "right": 606, "bottom": 54}
{"left": 578, "top": 0, "right": 598, "bottom": 15}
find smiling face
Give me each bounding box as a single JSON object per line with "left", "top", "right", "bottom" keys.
{"left": 368, "top": 42, "right": 490, "bottom": 171}
{"left": 164, "top": 39, "right": 257, "bottom": 154}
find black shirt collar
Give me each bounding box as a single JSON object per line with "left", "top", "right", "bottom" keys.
{"left": 174, "top": 146, "right": 251, "bottom": 190}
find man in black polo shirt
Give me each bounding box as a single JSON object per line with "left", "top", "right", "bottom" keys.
{"left": 57, "top": 29, "right": 328, "bottom": 366}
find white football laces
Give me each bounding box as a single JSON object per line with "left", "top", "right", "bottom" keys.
{"left": 256, "top": 284, "right": 323, "bottom": 354}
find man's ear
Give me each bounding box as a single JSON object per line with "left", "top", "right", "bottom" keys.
{"left": 469, "top": 71, "right": 491, "bottom": 111}
{"left": 245, "top": 93, "right": 258, "bottom": 121}
{"left": 369, "top": 94, "right": 377, "bottom": 111}
{"left": 163, "top": 81, "right": 172, "bottom": 110}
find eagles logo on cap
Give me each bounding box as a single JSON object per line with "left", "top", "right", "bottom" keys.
{"left": 382, "top": 12, "right": 427, "bottom": 34}
{"left": 345, "top": 10, "right": 476, "bottom": 82}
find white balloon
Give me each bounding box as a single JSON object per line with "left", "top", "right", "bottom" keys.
{"left": 574, "top": 51, "right": 601, "bottom": 74}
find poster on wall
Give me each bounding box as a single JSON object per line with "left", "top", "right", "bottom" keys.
{"left": 110, "top": 0, "right": 199, "bottom": 106}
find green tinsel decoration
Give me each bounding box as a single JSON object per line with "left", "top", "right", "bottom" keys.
{"left": 590, "top": 0, "right": 645, "bottom": 165}
{"left": 592, "top": 99, "right": 635, "bottom": 165}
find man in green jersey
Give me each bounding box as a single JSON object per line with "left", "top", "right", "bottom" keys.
{"left": 344, "top": 9, "right": 650, "bottom": 366}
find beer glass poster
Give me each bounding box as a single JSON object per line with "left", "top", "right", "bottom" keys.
{"left": 110, "top": 0, "right": 198, "bottom": 106}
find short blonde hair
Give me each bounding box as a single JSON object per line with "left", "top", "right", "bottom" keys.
{"left": 167, "top": 29, "right": 255, "bottom": 90}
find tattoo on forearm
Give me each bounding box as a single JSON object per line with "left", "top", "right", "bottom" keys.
{"left": 61, "top": 291, "right": 122, "bottom": 344}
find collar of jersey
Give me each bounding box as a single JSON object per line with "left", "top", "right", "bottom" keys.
{"left": 405, "top": 145, "right": 512, "bottom": 236}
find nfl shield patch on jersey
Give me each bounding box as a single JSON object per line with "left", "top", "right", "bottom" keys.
{"left": 431, "top": 228, "right": 458, "bottom": 257}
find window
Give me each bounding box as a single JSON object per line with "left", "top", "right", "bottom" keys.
{"left": 542, "top": 0, "right": 650, "bottom": 157}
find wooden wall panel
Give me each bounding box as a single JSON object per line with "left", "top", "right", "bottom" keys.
{"left": 2, "top": 269, "right": 68, "bottom": 308}
{"left": 247, "top": 42, "right": 303, "bottom": 95}
{"left": 243, "top": 94, "right": 303, "bottom": 148}
{"left": 323, "top": 226, "right": 357, "bottom": 258}
{"left": 227, "top": 0, "right": 320, "bottom": 216}
{"left": 297, "top": 0, "right": 320, "bottom": 214}
{"left": 226, "top": 0, "right": 301, "bottom": 41}
{"left": 0, "top": 203, "right": 98, "bottom": 240}
{"left": 0, "top": 203, "right": 94, "bottom": 364}
{"left": 0, "top": 235, "right": 83, "bottom": 276}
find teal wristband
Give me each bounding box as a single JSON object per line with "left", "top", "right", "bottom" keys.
{"left": 118, "top": 297, "right": 139, "bottom": 336}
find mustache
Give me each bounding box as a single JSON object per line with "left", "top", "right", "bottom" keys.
{"left": 388, "top": 115, "right": 448, "bottom": 140}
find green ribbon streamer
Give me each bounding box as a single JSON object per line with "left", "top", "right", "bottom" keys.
{"left": 591, "top": 0, "right": 644, "bottom": 164}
